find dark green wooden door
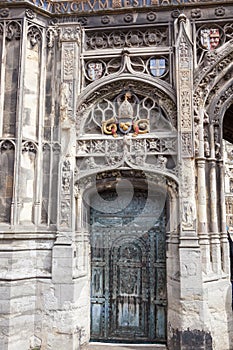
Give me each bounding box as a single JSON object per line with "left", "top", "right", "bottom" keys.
{"left": 90, "top": 189, "right": 167, "bottom": 343}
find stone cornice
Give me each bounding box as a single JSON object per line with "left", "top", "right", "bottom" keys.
{"left": 2, "top": 0, "right": 233, "bottom": 16}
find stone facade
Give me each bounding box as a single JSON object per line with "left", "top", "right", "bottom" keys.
{"left": 0, "top": 1, "right": 233, "bottom": 350}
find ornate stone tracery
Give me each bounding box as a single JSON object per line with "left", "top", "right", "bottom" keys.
{"left": 0, "top": 2, "right": 233, "bottom": 350}
{"left": 85, "top": 27, "right": 168, "bottom": 50}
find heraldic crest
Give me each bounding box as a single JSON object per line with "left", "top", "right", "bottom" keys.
{"left": 101, "top": 92, "right": 149, "bottom": 137}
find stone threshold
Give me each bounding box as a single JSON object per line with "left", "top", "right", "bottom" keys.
{"left": 84, "top": 342, "right": 167, "bottom": 350}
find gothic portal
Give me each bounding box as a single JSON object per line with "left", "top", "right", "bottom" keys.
{"left": 0, "top": 1, "right": 233, "bottom": 350}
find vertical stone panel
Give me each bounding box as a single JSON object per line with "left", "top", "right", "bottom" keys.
{"left": 50, "top": 143, "right": 60, "bottom": 225}
{"left": 19, "top": 141, "right": 37, "bottom": 223}
{"left": 22, "top": 24, "right": 42, "bottom": 141}
{"left": 41, "top": 143, "right": 51, "bottom": 225}
{"left": 44, "top": 48, "right": 53, "bottom": 141}
{"left": 3, "top": 21, "right": 21, "bottom": 137}
{"left": 0, "top": 140, "right": 14, "bottom": 223}
{"left": 44, "top": 26, "right": 59, "bottom": 142}
{"left": 0, "top": 23, "right": 3, "bottom": 78}
{"left": 0, "top": 23, "right": 4, "bottom": 136}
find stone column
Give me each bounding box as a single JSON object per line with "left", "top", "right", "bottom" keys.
{"left": 219, "top": 159, "right": 230, "bottom": 274}
{"left": 50, "top": 23, "right": 84, "bottom": 350}
{"left": 195, "top": 107, "right": 211, "bottom": 274}
{"left": 170, "top": 14, "right": 206, "bottom": 349}
{"left": 208, "top": 124, "right": 221, "bottom": 274}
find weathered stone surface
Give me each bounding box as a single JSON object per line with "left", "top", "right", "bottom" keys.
{"left": 0, "top": 2, "right": 233, "bottom": 350}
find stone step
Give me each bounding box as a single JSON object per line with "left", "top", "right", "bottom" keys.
{"left": 84, "top": 342, "right": 167, "bottom": 350}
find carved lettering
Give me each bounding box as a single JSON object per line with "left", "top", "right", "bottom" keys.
{"left": 24, "top": 0, "right": 225, "bottom": 14}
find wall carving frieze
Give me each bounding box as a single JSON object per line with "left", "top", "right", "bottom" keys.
{"left": 76, "top": 135, "right": 178, "bottom": 179}
{"left": 85, "top": 27, "right": 168, "bottom": 51}
{"left": 75, "top": 168, "right": 177, "bottom": 195}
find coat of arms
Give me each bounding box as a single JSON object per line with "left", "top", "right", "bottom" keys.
{"left": 102, "top": 92, "right": 149, "bottom": 138}
{"left": 87, "top": 62, "right": 103, "bottom": 81}
{"left": 200, "top": 28, "right": 220, "bottom": 51}
{"left": 149, "top": 58, "right": 166, "bottom": 77}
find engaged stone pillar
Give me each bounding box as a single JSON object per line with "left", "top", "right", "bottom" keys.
{"left": 171, "top": 14, "right": 206, "bottom": 347}
{"left": 50, "top": 24, "right": 84, "bottom": 350}
{"left": 196, "top": 107, "right": 211, "bottom": 274}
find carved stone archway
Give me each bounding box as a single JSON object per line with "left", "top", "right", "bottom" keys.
{"left": 74, "top": 168, "right": 179, "bottom": 347}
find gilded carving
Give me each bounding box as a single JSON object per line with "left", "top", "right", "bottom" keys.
{"left": 101, "top": 93, "right": 149, "bottom": 138}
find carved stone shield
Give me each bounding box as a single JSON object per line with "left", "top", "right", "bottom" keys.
{"left": 118, "top": 118, "right": 132, "bottom": 134}
{"left": 87, "top": 62, "right": 103, "bottom": 81}
{"left": 149, "top": 58, "right": 166, "bottom": 77}
{"left": 200, "top": 28, "right": 220, "bottom": 50}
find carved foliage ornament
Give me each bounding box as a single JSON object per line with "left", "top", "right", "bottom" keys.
{"left": 85, "top": 27, "right": 168, "bottom": 50}
{"left": 64, "top": 48, "right": 74, "bottom": 78}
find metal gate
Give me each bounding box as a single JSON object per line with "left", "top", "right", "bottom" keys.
{"left": 90, "top": 188, "right": 167, "bottom": 343}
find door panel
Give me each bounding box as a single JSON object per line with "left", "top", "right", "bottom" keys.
{"left": 90, "top": 189, "right": 167, "bottom": 343}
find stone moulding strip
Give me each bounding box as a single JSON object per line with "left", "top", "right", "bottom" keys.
{"left": 3, "top": 0, "right": 233, "bottom": 16}
{"left": 86, "top": 343, "right": 167, "bottom": 349}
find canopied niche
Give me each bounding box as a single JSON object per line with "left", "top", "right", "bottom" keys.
{"left": 0, "top": 140, "right": 15, "bottom": 223}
